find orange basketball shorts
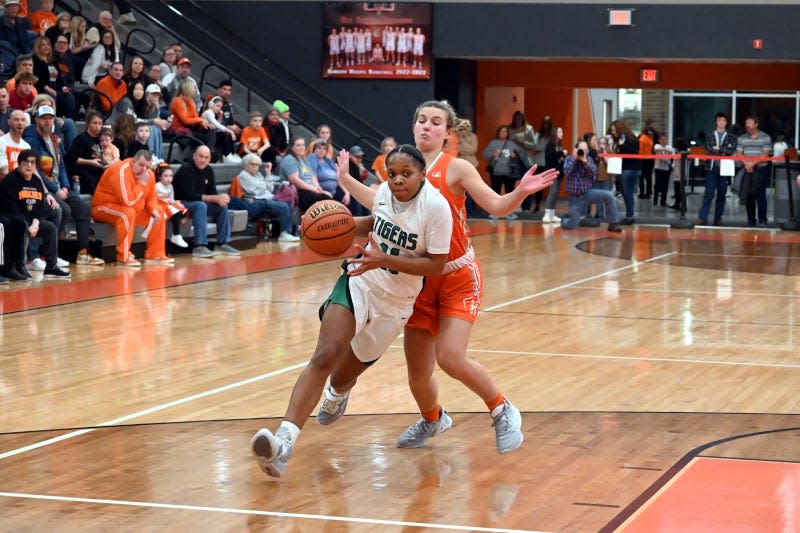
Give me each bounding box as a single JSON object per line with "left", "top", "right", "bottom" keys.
{"left": 406, "top": 259, "right": 483, "bottom": 336}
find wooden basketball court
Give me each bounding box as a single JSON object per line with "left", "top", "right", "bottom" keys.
{"left": 1, "top": 220, "right": 798, "bottom": 532}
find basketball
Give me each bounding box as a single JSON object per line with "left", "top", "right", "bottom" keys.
{"left": 301, "top": 200, "right": 356, "bottom": 256}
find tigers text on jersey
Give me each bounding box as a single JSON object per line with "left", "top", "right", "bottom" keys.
{"left": 353, "top": 179, "right": 452, "bottom": 301}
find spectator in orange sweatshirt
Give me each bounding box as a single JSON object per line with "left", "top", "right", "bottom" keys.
{"left": 91, "top": 150, "right": 171, "bottom": 266}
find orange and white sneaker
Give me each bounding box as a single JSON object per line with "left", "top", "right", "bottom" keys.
{"left": 147, "top": 256, "right": 175, "bottom": 264}
{"left": 76, "top": 253, "right": 105, "bottom": 266}
{"left": 118, "top": 258, "right": 141, "bottom": 268}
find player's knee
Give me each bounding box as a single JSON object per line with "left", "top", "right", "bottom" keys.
{"left": 436, "top": 350, "right": 466, "bottom": 378}
{"left": 308, "top": 345, "right": 340, "bottom": 374}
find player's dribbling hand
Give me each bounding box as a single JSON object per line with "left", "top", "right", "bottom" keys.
{"left": 347, "top": 232, "right": 385, "bottom": 276}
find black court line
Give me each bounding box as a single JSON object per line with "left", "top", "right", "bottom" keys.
{"left": 4, "top": 410, "right": 799, "bottom": 441}
{"left": 599, "top": 426, "right": 800, "bottom": 533}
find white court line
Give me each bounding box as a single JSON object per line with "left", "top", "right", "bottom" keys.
{"left": 0, "top": 492, "right": 549, "bottom": 533}
{"left": 559, "top": 285, "right": 800, "bottom": 299}
{"left": 482, "top": 251, "right": 675, "bottom": 312}
{"left": 462, "top": 348, "right": 800, "bottom": 370}
{"left": 0, "top": 363, "right": 307, "bottom": 461}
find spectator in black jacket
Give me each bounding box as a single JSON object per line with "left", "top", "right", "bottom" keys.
{"left": 65, "top": 110, "right": 104, "bottom": 195}
{"left": 0, "top": 149, "right": 69, "bottom": 278}
{"left": 0, "top": 0, "right": 34, "bottom": 55}
{"left": 173, "top": 145, "right": 242, "bottom": 258}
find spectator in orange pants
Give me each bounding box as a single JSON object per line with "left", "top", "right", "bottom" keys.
{"left": 91, "top": 150, "right": 172, "bottom": 266}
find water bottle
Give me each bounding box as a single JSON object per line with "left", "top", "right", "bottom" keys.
{"left": 73, "top": 177, "right": 81, "bottom": 194}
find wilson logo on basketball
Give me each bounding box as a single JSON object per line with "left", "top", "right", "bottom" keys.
{"left": 307, "top": 203, "right": 347, "bottom": 219}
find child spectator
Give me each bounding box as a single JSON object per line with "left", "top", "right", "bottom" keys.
{"left": 202, "top": 96, "right": 239, "bottom": 163}
{"left": 99, "top": 127, "right": 119, "bottom": 165}
{"left": 371, "top": 136, "right": 396, "bottom": 182}
{"left": 154, "top": 163, "right": 189, "bottom": 248}
{"left": 239, "top": 111, "right": 270, "bottom": 161}
{"left": 9, "top": 72, "right": 37, "bottom": 111}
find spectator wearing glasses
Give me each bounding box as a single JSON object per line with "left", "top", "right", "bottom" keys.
{"left": 234, "top": 154, "right": 298, "bottom": 242}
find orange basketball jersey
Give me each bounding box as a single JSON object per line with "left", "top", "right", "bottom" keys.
{"left": 426, "top": 152, "right": 471, "bottom": 261}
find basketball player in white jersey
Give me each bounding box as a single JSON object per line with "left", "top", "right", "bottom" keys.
{"left": 413, "top": 28, "right": 425, "bottom": 69}
{"left": 327, "top": 28, "right": 340, "bottom": 69}
{"left": 251, "top": 144, "right": 453, "bottom": 478}
{"left": 343, "top": 27, "right": 355, "bottom": 66}
{"left": 384, "top": 26, "right": 396, "bottom": 65}
{"left": 355, "top": 28, "right": 366, "bottom": 65}
{"left": 396, "top": 27, "right": 407, "bottom": 65}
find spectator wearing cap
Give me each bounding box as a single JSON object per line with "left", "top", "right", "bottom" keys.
{"left": 23, "top": 104, "right": 103, "bottom": 265}
{"left": 141, "top": 83, "right": 169, "bottom": 157}
{"left": 272, "top": 99, "right": 291, "bottom": 147}
{"left": 93, "top": 61, "right": 126, "bottom": 112}
{"left": 145, "top": 63, "right": 171, "bottom": 106}
{"left": 263, "top": 104, "right": 287, "bottom": 169}
{"left": 165, "top": 57, "right": 202, "bottom": 110}
{"left": 0, "top": 0, "right": 35, "bottom": 55}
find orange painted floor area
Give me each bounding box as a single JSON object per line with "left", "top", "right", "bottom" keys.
{"left": 622, "top": 457, "right": 800, "bottom": 532}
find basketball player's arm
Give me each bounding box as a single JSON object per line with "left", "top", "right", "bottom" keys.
{"left": 353, "top": 215, "right": 374, "bottom": 237}
{"left": 455, "top": 157, "right": 558, "bottom": 217}
{"left": 336, "top": 150, "right": 376, "bottom": 208}
{"left": 348, "top": 232, "right": 448, "bottom": 277}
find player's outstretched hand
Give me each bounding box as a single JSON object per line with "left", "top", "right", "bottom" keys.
{"left": 336, "top": 150, "right": 351, "bottom": 180}
{"left": 347, "top": 232, "right": 387, "bottom": 276}
{"left": 517, "top": 164, "right": 559, "bottom": 196}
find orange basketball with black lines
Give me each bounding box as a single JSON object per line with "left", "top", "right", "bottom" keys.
{"left": 301, "top": 200, "right": 356, "bottom": 256}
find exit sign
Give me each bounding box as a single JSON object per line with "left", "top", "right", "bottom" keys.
{"left": 608, "top": 9, "right": 633, "bottom": 26}
{"left": 640, "top": 68, "right": 659, "bottom": 83}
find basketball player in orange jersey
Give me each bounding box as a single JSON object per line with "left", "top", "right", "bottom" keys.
{"left": 328, "top": 100, "right": 558, "bottom": 454}
{"left": 251, "top": 145, "right": 453, "bottom": 478}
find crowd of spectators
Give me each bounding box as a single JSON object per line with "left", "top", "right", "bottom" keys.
{"left": 0, "top": 1, "right": 383, "bottom": 281}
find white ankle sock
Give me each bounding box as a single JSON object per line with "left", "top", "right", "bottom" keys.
{"left": 279, "top": 420, "right": 301, "bottom": 442}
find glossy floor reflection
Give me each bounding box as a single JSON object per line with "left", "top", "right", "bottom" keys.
{"left": 1, "top": 223, "right": 799, "bottom": 531}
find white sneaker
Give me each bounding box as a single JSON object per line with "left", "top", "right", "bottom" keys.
{"left": 170, "top": 234, "right": 189, "bottom": 248}
{"left": 278, "top": 231, "right": 300, "bottom": 242}
{"left": 542, "top": 209, "right": 554, "bottom": 223}
{"left": 397, "top": 407, "right": 452, "bottom": 448}
{"left": 551, "top": 212, "right": 562, "bottom": 223}
{"left": 57, "top": 257, "right": 70, "bottom": 268}
{"left": 223, "top": 153, "right": 242, "bottom": 164}
{"left": 250, "top": 427, "right": 293, "bottom": 478}
{"left": 491, "top": 399, "right": 523, "bottom": 454}
{"left": 29, "top": 258, "right": 46, "bottom": 271}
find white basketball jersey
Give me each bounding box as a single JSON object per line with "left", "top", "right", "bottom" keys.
{"left": 354, "top": 180, "right": 452, "bottom": 300}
